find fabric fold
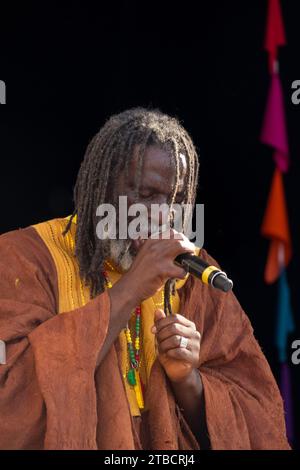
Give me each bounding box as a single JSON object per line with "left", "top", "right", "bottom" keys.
{"left": 0, "top": 223, "right": 290, "bottom": 449}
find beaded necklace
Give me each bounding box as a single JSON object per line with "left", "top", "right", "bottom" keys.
{"left": 102, "top": 268, "right": 144, "bottom": 409}
{"left": 102, "top": 262, "right": 174, "bottom": 412}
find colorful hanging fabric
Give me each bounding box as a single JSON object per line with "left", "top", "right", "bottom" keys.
{"left": 260, "top": 168, "right": 292, "bottom": 283}
{"left": 264, "top": 0, "right": 286, "bottom": 72}
{"left": 275, "top": 262, "right": 295, "bottom": 363}
{"left": 280, "top": 362, "right": 294, "bottom": 443}
{"left": 260, "top": 72, "right": 290, "bottom": 172}
{"left": 260, "top": 0, "right": 294, "bottom": 446}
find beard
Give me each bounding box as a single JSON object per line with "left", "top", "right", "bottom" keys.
{"left": 106, "top": 237, "right": 136, "bottom": 272}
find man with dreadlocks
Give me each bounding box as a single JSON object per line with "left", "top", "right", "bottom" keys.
{"left": 0, "top": 108, "right": 290, "bottom": 450}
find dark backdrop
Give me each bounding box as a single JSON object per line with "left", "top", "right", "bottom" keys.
{"left": 0, "top": 0, "right": 299, "bottom": 448}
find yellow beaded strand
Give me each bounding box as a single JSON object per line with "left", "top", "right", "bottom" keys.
{"left": 102, "top": 268, "right": 144, "bottom": 410}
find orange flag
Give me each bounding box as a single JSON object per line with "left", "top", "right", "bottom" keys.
{"left": 261, "top": 168, "right": 292, "bottom": 283}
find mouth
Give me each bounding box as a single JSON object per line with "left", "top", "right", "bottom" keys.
{"left": 130, "top": 223, "right": 170, "bottom": 253}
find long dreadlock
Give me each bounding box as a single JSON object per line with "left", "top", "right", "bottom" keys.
{"left": 64, "top": 107, "right": 199, "bottom": 312}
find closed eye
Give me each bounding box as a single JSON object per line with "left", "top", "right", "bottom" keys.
{"left": 139, "top": 191, "right": 155, "bottom": 199}
{"left": 175, "top": 192, "right": 185, "bottom": 204}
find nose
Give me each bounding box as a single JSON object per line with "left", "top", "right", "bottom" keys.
{"left": 147, "top": 205, "right": 171, "bottom": 235}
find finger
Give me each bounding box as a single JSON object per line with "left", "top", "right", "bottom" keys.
{"left": 151, "top": 309, "right": 166, "bottom": 334}
{"left": 149, "top": 228, "right": 183, "bottom": 241}
{"left": 154, "top": 308, "right": 166, "bottom": 322}
{"left": 156, "top": 322, "right": 196, "bottom": 343}
{"left": 159, "top": 239, "right": 195, "bottom": 258}
{"left": 153, "top": 313, "right": 181, "bottom": 334}
{"left": 170, "top": 240, "right": 195, "bottom": 258}
{"left": 155, "top": 313, "right": 196, "bottom": 334}
{"left": 146, "top": 232, "right": 194, "bottom": 253}
{"left": 165, "top": 347, "right": 194, "bottom": 362}
{"left": 168, "top": 267, "right": 188, "bottom": 279}
{"left": 158, "top": 334, "right": 196, "bottom": 354}
{"left": 162, "top": 229, "right": 194, "bottom": 244}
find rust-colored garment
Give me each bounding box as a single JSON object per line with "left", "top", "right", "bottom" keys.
{"left": 0, "top": 225, "right": 290, "bottom": 449}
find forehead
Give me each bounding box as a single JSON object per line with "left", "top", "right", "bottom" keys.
{"left": 129, "top": 145, "right": 186, "bottom": 187}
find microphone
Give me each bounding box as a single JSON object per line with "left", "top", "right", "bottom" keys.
{"left": 175, "top": 253, "right": 233, "bottom": 293}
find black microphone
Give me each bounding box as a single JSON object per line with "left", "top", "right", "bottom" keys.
{"left": 175, "top": 253, "right": 233, "bottom": 293}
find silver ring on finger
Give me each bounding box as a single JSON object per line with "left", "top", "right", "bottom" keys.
{"left": 179, "top": 336, "right": 189, "bottom": 349}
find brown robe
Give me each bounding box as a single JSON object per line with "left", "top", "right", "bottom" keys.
{"left": 0, "top": 225, "right": 290, "bottom": 449}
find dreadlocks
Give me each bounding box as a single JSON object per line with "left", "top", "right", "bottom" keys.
{"left": 64, "top": 107, "right": 199, "bottom": 310}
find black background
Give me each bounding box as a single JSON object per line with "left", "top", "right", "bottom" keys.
{"left": 0, "top": 0, "right": 299, "bottom": 449}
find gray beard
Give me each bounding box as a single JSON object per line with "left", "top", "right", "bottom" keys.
{"left": 106, "top": 238, "right": 135, "bottom": 272}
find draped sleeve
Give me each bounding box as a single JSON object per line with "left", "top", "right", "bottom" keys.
{"left": 0, "top": 227, "right": 110, "bottom": 449}
{"left": 179, "top": 249, "right": 290, "bottom": 450}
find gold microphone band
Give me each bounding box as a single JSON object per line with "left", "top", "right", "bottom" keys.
{"left": 201, "top": 265, "right": 220, "bottom": 285}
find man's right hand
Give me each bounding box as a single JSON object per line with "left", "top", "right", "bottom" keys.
{"left": 97, "top": 229, "right": 195, "bottom": 367}
{"left": 115, "top": 229, "right": 195, "bottom": 306}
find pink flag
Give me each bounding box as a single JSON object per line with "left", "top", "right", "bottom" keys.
{"left": 260, "top": 72, "right": 289, "bottom": 172}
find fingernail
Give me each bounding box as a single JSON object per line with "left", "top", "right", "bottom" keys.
{"left": 151, "top": 326, "right": 157, "bottom": 334}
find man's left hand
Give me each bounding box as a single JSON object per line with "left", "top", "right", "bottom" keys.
{"left": 151, "top": 309, "right": 201, "bottom": 384}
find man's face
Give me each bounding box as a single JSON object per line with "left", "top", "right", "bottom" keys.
{"left": 106, "top": 145, "right": 187, "bottom": 271}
